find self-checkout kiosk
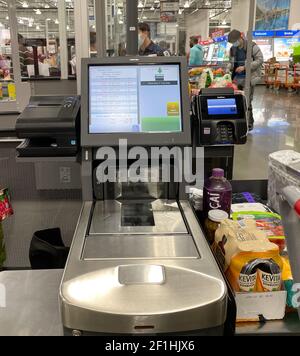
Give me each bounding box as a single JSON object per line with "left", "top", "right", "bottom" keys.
{"left": 60, "top": 57, "right": 229, "bottom": 336}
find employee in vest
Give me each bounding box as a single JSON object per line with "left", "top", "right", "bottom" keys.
{"left": 189, "top": 37, "right": 204, "bottom": 66}
{"left": 138, "top": 23, "right": 166, "bottom": 56}
{"left": 228, "top": 30, "right": 264, "bottom": 131}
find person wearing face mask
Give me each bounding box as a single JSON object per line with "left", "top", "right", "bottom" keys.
{"left": 228, "top": 29, "right": 264, "bottom": 131}
{"left": 138, "top": 23, "right": 165, "bottom": 56}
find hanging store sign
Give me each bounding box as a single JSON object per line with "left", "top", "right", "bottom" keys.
{"left": 211, "top": 29, "right": 225, "bottom": 39}
{"left": 253, "top": 31, "right": 275, "bottom": 37}
{"left": 160, "top": 1, "right": 179, "bottom": 23}
{"left": 275, "top": 30, "right": 300, "bottom": 37}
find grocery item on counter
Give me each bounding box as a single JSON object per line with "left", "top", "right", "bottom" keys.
{"left": 0, "top": 83, "right": 3, "bottom": 100}
{"left": 189, "top": 187, "right": 203, "bottom": 212}
{"left": 203, "top": 168, "right": 232, "bottom": 217}
{"left": 214, "top": 219, "right": 283, "bottom": 293}
{"left": 257, "top": 259, "right": 282, "bottom": 292}
{"left": 281, "top": 256, "right": 297, "bottom": 309}
{"left": 231, "top": 203, "right": 271, "bottom": 213}
{"left": 205, "top": 210, "right": 229, "bottom": 245}
{"left": 232, "top": 210, "right": 286, "bottom": 253}
{"left": 0, "top": 188, "right": 13, "bottom": 222}
{"left": 232, "top": 193, "right": 267, "bottom": 205}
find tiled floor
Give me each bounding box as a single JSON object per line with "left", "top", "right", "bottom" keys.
{"left": 234, "top": 86, "right": 300, "bottom": 180}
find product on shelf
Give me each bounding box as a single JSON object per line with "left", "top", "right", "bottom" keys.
{"left": 214, "top": 219, "right": 284, "bottom": 293}
{"left": 8, "top": 82, "right": 16, "bottom": 101}
{"left": 0, "top": 188, "right": 13, "bottom": 268}
{"left": 0, "top": 188, "right": 13, "bottom": 222}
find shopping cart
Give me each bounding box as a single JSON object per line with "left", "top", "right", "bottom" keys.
{"left": 264, "top": 63, "right": 282, "bottom": 90}
{"left": 293, "top": 65, "right": 300, "bottom": 90}
{"left": 280, "top": 186, "right": 300, "bottom": 319}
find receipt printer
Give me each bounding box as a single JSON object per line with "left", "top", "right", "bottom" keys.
{"left": 16, "top": 96, "right": 80, "bottom": 157}
{"left": 193, "top": 88, "right": 248, "bottom": 146}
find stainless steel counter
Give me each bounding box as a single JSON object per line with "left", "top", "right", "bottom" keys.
{"left": 236, "top": 314, "right": 300, "bottom": 336}
{"left": 0, "top": 269, "right": 300, "bottom": 336}
{"left": 0, "top": 270, "right": 64, "bottom": 336}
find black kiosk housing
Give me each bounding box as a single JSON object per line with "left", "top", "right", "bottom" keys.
{"left": 16, "top": 96, "right": 80, "bottom": 157}
{"left": 194, "top": 88, "right": 248, "bottom": 146}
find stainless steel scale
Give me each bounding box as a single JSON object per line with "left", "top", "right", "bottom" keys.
{"left": 60, "top": 57, "right": 228, "bottom": 335}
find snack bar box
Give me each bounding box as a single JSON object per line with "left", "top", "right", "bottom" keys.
{"left": 268, "top": 150, "right": 300, "bottom": 213}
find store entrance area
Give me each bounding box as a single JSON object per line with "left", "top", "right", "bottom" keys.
{"left": 235, "top": 86, "right": 300, "bottom": 180}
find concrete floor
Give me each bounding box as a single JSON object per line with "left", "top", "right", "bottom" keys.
{"left": 234, "top": 86, "right": 300, "bottom": 180}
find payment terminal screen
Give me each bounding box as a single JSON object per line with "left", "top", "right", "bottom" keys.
{"left": 89, "top": 64, "right": 183, "bottom": 134}
{"left": 207, "top": 98, "right": 238, "bottom": 116}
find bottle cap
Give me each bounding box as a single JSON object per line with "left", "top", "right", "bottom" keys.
{"left": 208, "top": 210, "right": 229, "bottom": 223}
{"left": 212, "top": 168, "right": 225, "bottom": 178}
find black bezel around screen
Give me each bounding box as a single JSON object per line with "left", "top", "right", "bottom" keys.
{"left": 200, "top": 95, "right": 245, "bottom": 120}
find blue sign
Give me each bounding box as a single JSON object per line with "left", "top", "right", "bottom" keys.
{"left": 253, "top": 31, "right": 275, "bottom": 37}
{"left": 213, "top": 36, "right": 228, "bottom": 43}
{"left": 275, "top": 30, "right": 300, "bottom": 37}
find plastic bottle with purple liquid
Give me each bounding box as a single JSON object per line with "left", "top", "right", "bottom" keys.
{"left": 203, "top": 168, "right": 232, "bottom": 217}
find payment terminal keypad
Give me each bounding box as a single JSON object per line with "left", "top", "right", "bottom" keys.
{"left": 216, "top": 124, "right": 234, "bottom": 144}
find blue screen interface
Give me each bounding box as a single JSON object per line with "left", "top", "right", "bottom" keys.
{"left": 207, "top": 98, "right": 238, "bottom": 116}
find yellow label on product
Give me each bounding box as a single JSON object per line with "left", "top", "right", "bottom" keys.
{"left": 167, "top": 102, "right": 179, "bottom": 116}
{"left": 8, "top": 83, "right": 16, "bottom": 101}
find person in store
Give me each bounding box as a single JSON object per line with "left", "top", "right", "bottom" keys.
{"left": 138, "top": 23, "right": 165, "bottom": 56}
{"left": 189, "top": 37, "right": 204, "bottom": 66}
{"left": 227, "top": 29, "right": 264, "bottom": 131}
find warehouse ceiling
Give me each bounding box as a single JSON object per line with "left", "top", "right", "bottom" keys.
{"left": 0, "top": 0, "right": 232, "bottom": 38}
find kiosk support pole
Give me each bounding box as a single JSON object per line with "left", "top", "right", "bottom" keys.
{"left": 58, "top": 0, "right": 68, "bottom": 79}
{"left": 95, "top": 0, "right": 107, "bottom": 58}
{"left": 74, "top": 0, "right": 89, "bottom": 94}
{"left": 126, "top": 0, "right": 139, "bottom": 55}
{"left": 245, "top": 0, "right": 256, "bottom": 117}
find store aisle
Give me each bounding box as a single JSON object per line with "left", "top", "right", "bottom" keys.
{"left": 234, "top": 86, "right": 300, "bottom": 180}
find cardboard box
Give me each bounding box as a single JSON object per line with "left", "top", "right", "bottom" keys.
{"left": 236, "top": 291, "right": 287, "bottom": 322}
